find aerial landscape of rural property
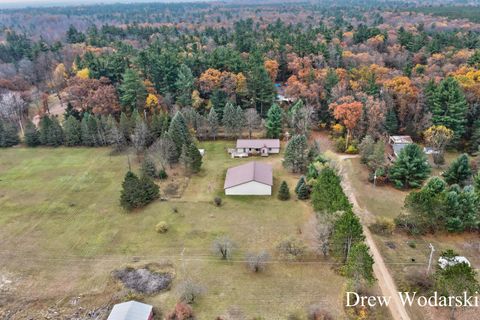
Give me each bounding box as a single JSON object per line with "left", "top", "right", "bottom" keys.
{"left": 0, "top": 0, "right": 480, "bottom": 319}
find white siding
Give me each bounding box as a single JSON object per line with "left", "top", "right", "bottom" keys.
{"left": 268, "top": 148, "right": 280, "bottom": 154}
{"left": 225, "top": 181, "right": 272, "bottom": 195}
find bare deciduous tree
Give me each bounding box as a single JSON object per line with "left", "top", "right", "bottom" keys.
{"left": 0, "top": 91, "right": 28, "bottom": 135}
{"left": 246, "top": 250, "right": 270, "bottom": 272}
{"left": 212, "top": 235, "right": 235, "bottom": 260}
{"left": 149, "top": 137, "right": 177, "bottom": 168}
{"left": 178, "top": 279, "right": 206, "bottom": 304}
{"left": 244, "top": 108, "right": 261, "bottom": 139}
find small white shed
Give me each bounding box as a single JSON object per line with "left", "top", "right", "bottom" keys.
{"left": 107, "top": 301, "right": 153, "bottom": 320}
{"left": 224, "top": 162, "right": 273, "bottom": 196}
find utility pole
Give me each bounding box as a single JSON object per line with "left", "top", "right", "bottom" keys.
{"left": 427, "top": 243, "right": 435, "bottom": 274}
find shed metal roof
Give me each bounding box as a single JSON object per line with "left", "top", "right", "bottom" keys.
{"left": 236, "top": 139, "right": 280, "bottom": 149}
{"left": 107, "top": 301, "right": 152, "bottom": 320}
{"left": 224, "top": 161, "right": 273, "bottom": 189}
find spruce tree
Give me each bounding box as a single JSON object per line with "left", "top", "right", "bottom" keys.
{"left": 389, "top": 143, "right": 431, "bottom": 189}
{"left": 188, "top": 143, "right": 202, "bottom": 173}
{"left": 311, "top": 167, "right": 352, "bottom": 213}
{"left": 283, "top": 134, "right": 309, "bottom": 173}
{"left": 344, "top": 243, "right": 375, "bottom": 288}
{"left": 168, "top": 111, "right": 192, "bottom": 161}
{"left": 265, "top": 103, "right": 283, "bottom": 138}
{"left": 278, "top": 181, "right": 290, "bottom": 200}
{"left": 119, "top": 68, "right": 147, "bottom": 113}
{"left": 64, "top": 116, "right": 82, "bottom": 146}
{"left": 442, "top": 154, "right": 472, "bottom": 186}
{"left": 469, "top": 120, "right": 480, "bottom": 154}
{"left": 295, "top": 176, "right": 306, "bottom": 194}
{"left": 207, "top": 107, "right": 219, "bottom": 140}
{"left": 120, "top": 171, "right": 142, "bottom": 210}
{"left": 139, "top": 174, "right": 160, "bottom": 205}
{"left": 81, "top": 113, "right": 96, "bottom": 146}
{"left": 430, "top": 77, "right": 468, "bottom": 143}
{"left": 141, "top": 157, "right": 157, "bottom": 178}
{"left": 24, "top": 120, "right": 40, "bottom": 147}
{"left": 385, "top": 108, "right": 398, "bottom": 135}
{"left": 222, "top": 103, "right": 244, "bottom": 138}
{"left": 211, "top": 89, "right": 228, "bottom": 121}
{"left": 39, "top": 116, "right": 63, "bottom": 146}
{"left": 297, "top": 181, "right": 310, "bottom": 200}
{"left": 0, "top": 119, "right": 19, "bottom": 147}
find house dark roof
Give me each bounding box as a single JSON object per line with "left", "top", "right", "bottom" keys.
{"left": 224, "top": 161, "right": 273, "bottom": 189}
{"left": 236, "top": 139, "right": 280, "bottom": 149}
{"left": 107, "top": 301, "right": 152, "bottom": 320}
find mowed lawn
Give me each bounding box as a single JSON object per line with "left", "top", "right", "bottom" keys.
{"left": 0, "top": 143, "right": 347, "bottom": 319}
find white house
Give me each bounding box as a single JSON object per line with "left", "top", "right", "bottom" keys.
{"left": 224, "top": 162, "right": 273, "bottom": 195}
{"left": 235, "top": 139, "right": 280, "bottom": 157}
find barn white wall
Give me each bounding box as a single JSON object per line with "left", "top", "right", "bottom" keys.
{"left": 225, "top": 181, "right": 272, "bottom": 195}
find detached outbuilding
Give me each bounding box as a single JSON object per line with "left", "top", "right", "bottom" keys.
{"left": 107, "top": 301, "right": 153, "bottom": 320}
{"left": 224, "top": 161, "right": 273, "bottom": 195}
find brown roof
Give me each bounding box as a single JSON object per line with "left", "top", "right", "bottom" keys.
{"left": 236, "top": 139, "right": 280, "bottom": 149}
{"left": 224, "top": 162, "right": 273, "bottom": 189}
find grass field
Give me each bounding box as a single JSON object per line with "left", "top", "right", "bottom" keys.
{"left": 0, "top": 142, "right": 348, "bottom": 319}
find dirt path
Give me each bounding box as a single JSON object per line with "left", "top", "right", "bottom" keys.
{"left": 312, "top": 132, "right": 410, "bottom": 320}
{"left": 339, "top": 156, "right": 411, "bottom": 320}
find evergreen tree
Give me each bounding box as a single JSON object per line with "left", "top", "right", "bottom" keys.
{"left": 150, "top": 112, "right": 169, "bottom": 139}
{"left": 278, "top": 181, "right": 290, "bottom": 200}
{"left": 469, "top": 120, "right": 480, "bottom": 154}
{"left": 295, "top": 176, "right": 306, "bottom": 194}
{"left": 211, "top": 89, "right": 228, "bottom": 121}
{"left": 141, "top": 157, "right": 157, "bottom": 178}
{"left": 168, "top": 111, "right": 192, "bottom": 161}
{"left": 207, "top": 107, "right": 219, "bottom": 140}
{"left": 120, "top": 171, "right": 142, "bottom": 210}
{"left": 138, "top": 174, "right": 160, "bottom": 205}
{"left": 283, "top": 134, "right": 309, "bottom": 173}
{"left": 331, "top": 210, "right": 365, "bottom": 263}
{"left": 180, "top": 142, "right": 202, "bottom": 174}
{"left": 80, "top": 113, "right": 97, "bottom": 146}
{"left": 430, "top": 77, "right": 468, "bottom": 143}
{"left": 119, "top": 68, "right": 147, "bottom": 113}
{"left": 222, "top": 103, "right": 244, "bottom": 138}
{"left": 389, "top": 144, "right": 431, "bottom": 189}
{"left": 23, "top": 120, "right": 40, "bottom": 147}
{"left": 344, "top": 243, "right": 375, "bottom": 288}
{"left": 64, "top": 102, "right": 81, "bottom": 120}
{"left": 265, "top": 103, "right": 283, "bottom": 138}
{"left": 247, "top": 51, "right": 275, "bottom": 116}
{"left": 39, "top": 116, "right": 63, "bottom": 146}
{"left": 175, "top": 64, "right": 194, "bottom": 107}
{"left": 0, "top": 119, "right": 19, "bottom": 147}
{"left": 312, "top": 167, "right": 352, "bottom": 213}
{"left": 64, "top": 116, "right": 82, "bottom": 146}
{"left": 119, "top": 112, "right": 132, "bottom": 142}
{"left": 442, "top": 154, "right": 472, "bottom": 186}
{"left": 385, "top": 108, "right": 398, "bottom": 135}
{"left": 297, "top": 181, "right": 310, "bottom": 200}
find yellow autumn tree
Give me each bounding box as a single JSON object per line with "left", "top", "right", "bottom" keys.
{"left": 76, "top": 68, "right": 90, "bottom": 79}
{"left": 145, "top": 93, "right": 159, "bottom": 113}
{"left": 424, "top": 125, "right": 454, "bottom": 166}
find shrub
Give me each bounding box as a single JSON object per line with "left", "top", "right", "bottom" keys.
{"left": 407, "top": 240, "right": 416, "bottom": 248}
{"left": 155, "top": 221, "right": 169, "bottom": 233}
{"left": 276, "top": 237, "right": 306, "bottom": 260}
{"left": 214, "top": 197, "right": 222, "bottom": 207}
{"left": 334, "top": 136, "right": 346, "bottom": 152}
{"left": 405, "top": 270, "right": 433, "bottom": 293}
{"left": 165, "top": 302, "right": 194, "bottom": 320}
{"left": 178, "top": 279, "right": 205, "bottom": 304}
{"left": 212, "top": 236, "right": 235, "bottom": 260}
{"left": 369, "top": 218, "right": 394, "bottom": 235}
{"left": 308, "top": 305, "right": 334, "bottom": 320}
{"left": 158, "top": 168, "right": 168, "bottom": 180}
{"left": 345, "top": 144, "right": 358, "bottom": 154}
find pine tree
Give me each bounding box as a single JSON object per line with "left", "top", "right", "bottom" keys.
{"left": 265, "top": 103, "right": 283, "bottom": 138}
{"left": 430, "top": 77, "right": 468, "bottom": 143}
{"left": 442, "top": 154, "right": 472, "bottom": 186}
{"left": 168, "top": 111, "right": 192, "bottom": 162}
{"left": 138, "top": 174, "right": 160, "bottom": 205}
{"left": 64, "top": 116, "right": 82, "bottom": 146}
{"left": 283, "top": 134, "right": 309, "bottom": 173}
{"left": 389, "top": 143, "right": 431, "bottom": 189}
{"left": 151, "top": 112, "right": 169, "bottom": 139}
{"left": 469, "top": 120, "right": 480, "bottom": 154}
{"left": 0, "top": 119, "right": 19, "bottom": 147}
{"left": 39, "top": 116, "right": 63, "bottom": 146}
{"left": 24, "top": 120, "right": 40, "bottom": 147}
{"left": 222, "top": 103, "right": 244, "bottom": 139}
{"left": 119, "top": 68, "right": 147, "bottom": 113}
{"left": 81, "top": 113, "right": 97, "bottom": 146}
{"left": 180, "top": 143, "right": 202, "bottom": 174}
{"left": 311, "top": 167, "right": 352, "bottom": 213}
{"left": 207, "top": 107, "right": 219, "bottom": 140}
{"left": 278, "top": 181, "right": 290, "bottom": 200}
{"left": 211, "top": 89, "right": 228, "bottom": 122}
{"left": 247, "top": 51, "right": 275, "bottom": 116}
{"left": 331, "top": 210, "right": 365, "bottom": 263}
{"left": 175, "top": 64, "right": 194, "bottom": 107}
{"left": 344, "top": 243, "right": 375, "bottom": 288}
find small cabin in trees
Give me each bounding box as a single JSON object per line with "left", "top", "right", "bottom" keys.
{"left": 387, "top": 135, "right": 413, "bottom": 161}
{"left": 224, "top": 162, "right": 273, "bottom": 195}
{"left": 230, "top": 139, "right": 280, "bottom": 158}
